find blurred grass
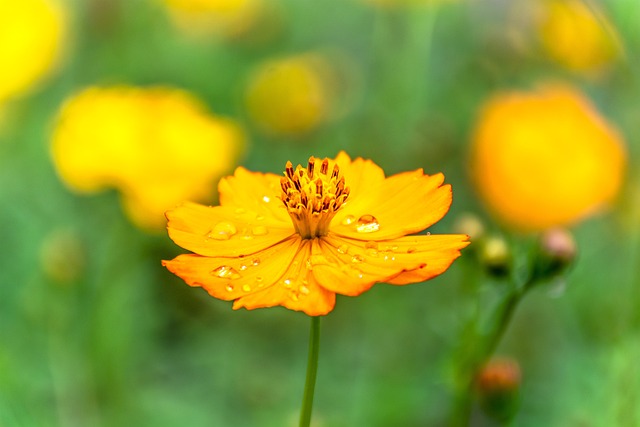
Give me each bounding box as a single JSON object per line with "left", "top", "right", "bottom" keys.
{"left": 1, "top": 0, "right": 640, "bottom": 426}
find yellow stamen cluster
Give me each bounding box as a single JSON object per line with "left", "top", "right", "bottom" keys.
{"left": 280, "top": 157, "right": 350, "bottom": 238}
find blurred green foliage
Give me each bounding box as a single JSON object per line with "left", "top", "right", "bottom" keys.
{"left": 1, "top": 0, "right": 640, "bottom": 426}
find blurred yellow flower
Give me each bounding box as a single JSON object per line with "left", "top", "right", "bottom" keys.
{"left": 539, "top": 0, "right": 618, "bottom": 73}
{"left": 0, "top": 0, "right": 65, "bottom": 104}
{"left": 245, "top": 54, "right": 334, "bottom": 137}
{"left": 161, "top": 0, "right": 264, "bottom": 38}
{"left": 470, "top": 86, "right": 626, "bottom": 231}
{"left": 51, "top": 86, "right": 245, "bottom": 230}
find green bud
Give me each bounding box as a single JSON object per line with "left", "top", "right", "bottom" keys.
{"left": 476, "top": 358, "right": 521, "bottom": 422}
{"left": 479, "top": 235, "right": 511, "bottom": 278}
{"left": 532, "top": 228, "right": 577, "bottom": 280}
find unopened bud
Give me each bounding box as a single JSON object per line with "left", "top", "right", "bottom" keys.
{"left": 453, "top": 212, "right": 485, "bottom": 241}
{"left": 533, "top": 228, "right": 577, "bottom": 280}
{"left": 479, "top": 235, "right": 511, "bottom": 277}
{"left": 476, "top": 358, "right": 521, "bottom": 422}
{"left": 40, "top": 229, "right": 85, "bottom": 286}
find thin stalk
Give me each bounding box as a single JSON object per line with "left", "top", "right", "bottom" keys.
{"left": 299, "top": 316, "right": 321, "bottom": 427}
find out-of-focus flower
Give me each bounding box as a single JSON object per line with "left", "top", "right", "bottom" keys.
{"left": 163, "top": 153, "right": 469, "bottom": 316}
{"left": 160, "top": 0, "right": 265, "bottom": 39}
{"left": 51, "top": 86, "right": 245, "bottom": 230}
{"left": 40, "top": 228, "right": 85, "bottom": 286}
{"left": 0, "top": 0, "right": 65, "bottom": 104}
{"left": 539, "top": 0, "right": 618, "bottom": 73}
{"left": 476, "top": 358, "right": 521, "bottom": 422}
{"left": 470, "top": 86, "right": 626, "bottom": 231}
{"left": 245, "top": 53, "right": 345, "bottom": 138}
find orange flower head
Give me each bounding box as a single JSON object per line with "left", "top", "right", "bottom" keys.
{"left": 470, "top": 86, "right": 626, "bottom": 231}
{"left": 163, "top": 152, "right": 469, "bottom": 316}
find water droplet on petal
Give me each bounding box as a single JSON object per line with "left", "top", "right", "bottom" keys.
{"left": 207, "top": 221, "right": 237, "bottom": 240}
{"left": 300, "top": 285, "right": 310, "bottom": 295}
{"left": 426, "top": 232, "right": 431, "bottom": 236}
{"left": 251, "top": 258, "right": 260, "bottom": 266}
{"left": 252, "top": 225, "right": 268, "bottom": 236}
{"left": 365, "top": 248, "right": 379, "bottom": 257}
{"left": 356, "top": 215, "right": 380, "bottom": 233}
{"left": 239, "top": 264, "right": 248, "bottom": 271}
{"left": 212, "top": 266, "right": 242, "bottom": 279}
{"left": 307, "top": 254, "right": 332, "bottom": 270}
{"left": 290, "top": 292, "right": 299, "bottom": 302}
{"left": 337, "top": 244, "right": 349, "bottom": 254}
{"left": 225, "top": 284, "right": 234, "bottom": 292}
{"left": 255, "top": 276, "right": 264, "bottom": 287}
{"left": 283, "top": 278, "right": 292, "bottom": 288}
{"left": 242, "top": 284, "right": 252, "bottom": 292}
{"left": 341, "top": 215, "right": 356, "bottom": 225}
{"left": 351, "top": 254, "right": 365, "bottom": 263}
{"left": 262, "top": 195, "right": 271, "bottom": 203}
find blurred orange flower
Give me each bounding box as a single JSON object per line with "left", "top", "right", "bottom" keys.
{"left": 51, "top": 86, "right": 244, "bottom": 230}
{"left": 163, "top": 153, "right": 469, "bottom": 316}
{"left": 245, "top": 54, "right": 335, "bottom": 137}
{"left": 0, "top": 0, "right": 65, "bottom": 105}
{"left": 470, "top": 86, "right": 626, "bottom": 231}
{"left": 160, "top": 0, "right": 264, "bottom": 38}
{"left": 539, "top": 0, "right": 618, "bottom": 73}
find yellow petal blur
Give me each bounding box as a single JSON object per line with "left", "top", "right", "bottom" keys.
{"left": 539, "top": 0, "right": 618, "bottom": 73}
{"left": 0, "top": 0, "right": 65, "bottom": 104}
{"left": 470, "top": 86, "right": 626, "bottom": 231}
{"left": 51, "top": 86, "right": 245, "bottom": 230}
{"left": 245, "top": 54, "right": 332, "bottom": 137}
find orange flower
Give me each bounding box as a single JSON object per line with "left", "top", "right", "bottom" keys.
{"left": 470, "top": 86, "right": 626, "bottom": 231}
{"left": 163, "top": 152, "right": 469, "bottom": 316}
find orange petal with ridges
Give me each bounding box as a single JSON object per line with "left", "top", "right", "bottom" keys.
{"left": 232, "top": 240, "right": 336, "bottom": 316}
{"left": 332, "top": 170, "right": 452, "bottom": 241}
{"left": 162, "top": 235, "right": 301, "bottom": 302}
{"left": 167, "top": 202, "right": 295, "bottom": 258}
{"left": 217, "top": 167, "right": 291, "bottom": 224}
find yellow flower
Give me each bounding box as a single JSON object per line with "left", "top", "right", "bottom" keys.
{"left": 163, "top": 153, "right": 469, "bottom": 316}
{"left": 51, "top": 86, "right": 244, "bottom": 230}
{"left": 470, "top": 86, "right": 626, "bottom": 231}
{"left": 161, "top": 0, "right": 264, "bottom": 38}
{"left": 539, "top": 0, "right": 618, "bottom": 73}
{"left": 0, "top": 0, "right": 65, "bottom": 104}
{"left": 245, "top": 54, "right": 334, "bottom": 137}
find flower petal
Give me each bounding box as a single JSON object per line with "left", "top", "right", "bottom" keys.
{"left": 162, "top": 235, "right": 301, "bottom": 302}
{"left": 312, "top": 233, "right": 469, "bottom": 295}
{"left": 232, "top": 240, "right": 336, "bottom": 316}
{"left": 217, "top": 167, "right": 291, "bottom": 224}
{"left": 332, "top": 170, "right": 452, "bottom": 241}
{"left": 167, "top": 201, "right": 295, "bottom": 257}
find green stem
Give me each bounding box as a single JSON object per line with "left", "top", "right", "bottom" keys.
{"left": 299, "top": 316, "right": 321, "bottom": 427}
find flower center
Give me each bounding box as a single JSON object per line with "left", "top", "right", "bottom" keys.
{"left": 280, "top": 156, "right": 350, "bottom": 239}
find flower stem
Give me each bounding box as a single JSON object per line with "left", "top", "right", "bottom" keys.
{"left": 299, "top": 315, "right": 321, "bottom": 427}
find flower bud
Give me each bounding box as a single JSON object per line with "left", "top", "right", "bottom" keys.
{"left": 453, "top": 212, "right": 485, "bottom": 242}
{"left": 478, "top": 235, "right": 511, "bottom": 278}
{"left": 532, "top": 228, "right": 577, "bottom": 280}
{"left": 40, "top": 229, "right": 85, "bottom": 286}
{"left": 476, "top": 358, "right": 521, "bottom": 422}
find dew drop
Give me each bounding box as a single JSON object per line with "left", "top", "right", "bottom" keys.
{"left": 255, "top": 276, "right": 264, "bottom": 287}
{"left": 207, "top": 221, "right": 237, "bottom": 240}
{"left": 355, "top": 215, "right": 380, "bottom": 233}
{"left": 341, "top": 215, "right": 356, "bottom": 225}
{"left": 337, "top": 244, "right": 349, "bottom": 254}
{"left": 307, "top": 254, "right": 331, "bottom": 269}
{"left": 252, "top": 225, "right": 268, "bottom": 236}
{"left": 262, "top": 195, "right": 271, "bottom": 203}
{"left": 300, "top": 285, "right": 310, "bottom": 295}
{"left": 383, "top": 254, "right": 396, "bottom": 262}
{"left": 239, "top": 264, "right": 248, "bottom": 271}
{"left": 365, "top": 248, "right": 379, "bottom": 257}
{"left": 283, "top": 278, "right": 293, "bottom": 288}
{"left": 290, "top": 292, "right": 300, "bottom": 302}
{"left": 242, "top": 284, "right": 252, "bottom": 292}
{"left": 251, "top": 258, "right": 261, "bottom": 266}
{"left": 225, "top": 284, "right": 234, "bottom": 292}
{"left": 351, "top": 254, "right": 365, "bottom": 264}
{"left": 426, "top": 232, "right": 431, "bottom": 236}
{"left": 365, "top": 241, "right": 378, "bottom": 250}
{"left": 212, "top": 265, "right": 242, "bottom": 279}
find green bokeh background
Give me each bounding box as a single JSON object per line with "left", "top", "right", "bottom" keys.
{"left": 1, "top": 0, "right": 640, "bottom": 425}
